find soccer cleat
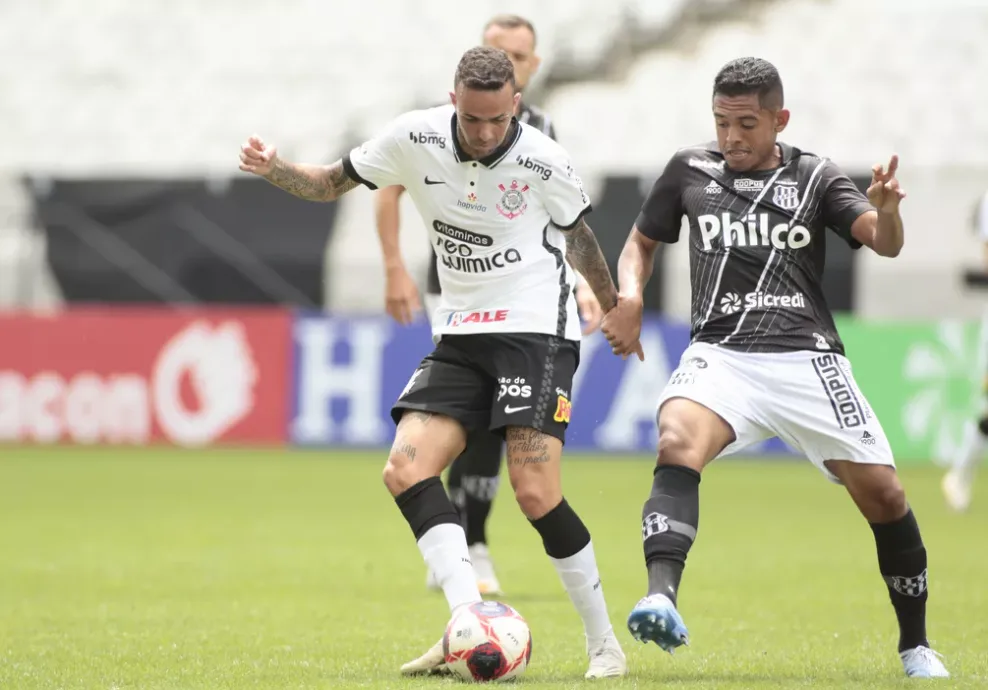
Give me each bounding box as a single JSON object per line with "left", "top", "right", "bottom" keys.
{"left": 399, "top": 638, "right": 450, "bottom": 676}
{"left": 942, "top": 468, "right": 973, "bottom": 513}
{"left": 900, "top": 646, "right": 949, "bottom": 678}
{"left": 585, "top": 633, "right": 628, "bottom": 679}
{"left": 627, "top": 594, "right": 690, "bottom": 653}
{"left": 469, "top": 543, "right": 503, "bottom": 596}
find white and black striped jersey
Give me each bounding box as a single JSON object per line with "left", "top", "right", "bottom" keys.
{"left": 638, "top": 142, "right": 873, "bottom": 355}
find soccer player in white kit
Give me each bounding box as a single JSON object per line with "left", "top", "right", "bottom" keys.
{"left": 942, "top": 190, "right": 988, "bottom": 512}
{"left": 601, "top": 58, "right": 948, "bottom": 679}
{"left": 239, "top": 46, "right": 627, "bottom": 679}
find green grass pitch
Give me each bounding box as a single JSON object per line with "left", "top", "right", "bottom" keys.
{"left": 1, "top": 447, "right": 985, "bottom": 689}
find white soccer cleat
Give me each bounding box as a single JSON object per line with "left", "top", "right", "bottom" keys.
{"left": 900, "top": 646, "right": 949, "bottom": 678}
{"left": 400, "top": 638, "right": 449, "bottom": 676}
{"left": 469, "top": 543, "right": 503, "bottom": 596}
{"left": 585, "top": 633, "right": 628, "bottom": 679}
{"left": 942, "top": 468, "right": 973, "bottom": 513}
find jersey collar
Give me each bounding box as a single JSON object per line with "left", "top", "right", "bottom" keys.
{"left": 703, "top": 141, "right": 799, "bottom": 168}
{"left": 450, "top": 112, "right": 522, "bottom": 168}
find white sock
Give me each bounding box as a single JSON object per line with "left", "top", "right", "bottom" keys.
{"left": 953, "top": 419, "right": 986, "bottom": 477}
{"left": 550, "top": 540, "right": 614, "bottom": 643}
{"left": 417, "top": 523, "right": 482, "bottom": 612}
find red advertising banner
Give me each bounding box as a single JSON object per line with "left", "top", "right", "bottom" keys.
{"left": 0, "top": 307, "right": 290, "bottom": 446}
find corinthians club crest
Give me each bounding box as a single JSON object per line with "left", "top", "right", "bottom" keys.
{"left": 496, "top": 180, "right": 529, "bottom": 219}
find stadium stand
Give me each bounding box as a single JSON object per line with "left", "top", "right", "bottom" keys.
{"left": 2, "top": 0, "right": 985, "bottom": 318}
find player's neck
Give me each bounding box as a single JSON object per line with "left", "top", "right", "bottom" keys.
{"left": 750, "top": 144, "right": 784, "bottom": 172}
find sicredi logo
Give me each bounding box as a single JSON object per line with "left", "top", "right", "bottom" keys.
{"left": 698, "top": 213, "right": 811, "bottom": 250}
{"left": 719, "top": 291, "right": 807, "bottom": 315}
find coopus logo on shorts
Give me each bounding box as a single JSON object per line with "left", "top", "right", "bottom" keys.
{"left": 812, "top": 354, "right": 866, "bottom": 429}
{"left": 720, "top": 291, "right": 807, "bottom": 314}
{"left": 698, "top": 213, "right": 811, "bottom": 251}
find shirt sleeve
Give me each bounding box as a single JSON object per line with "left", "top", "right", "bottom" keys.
{"left": 636, "top": 153, "right": 686, "bottom": 243}
{"left": 546, "top": 153, "right": 592, "bottom": 230}
{"left": 820, "top": 160, "right": 873, "bottom": 250}
{"left": 341, "top": 116, "right": 408, "bottom": 190}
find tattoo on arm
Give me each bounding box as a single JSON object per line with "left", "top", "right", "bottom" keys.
{"left": 562, "top": 219, "right": 618, "bottom": 312}
{"left": 506, "top": 428, "right": 551, "bottom": 466}
{"left": 393, "top": 442, "right": 417, "bottom": 462}
{"left": 265, "top": 159, "right": 359, "bottom": 202}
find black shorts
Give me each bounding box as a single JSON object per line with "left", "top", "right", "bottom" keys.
{"left": 391, "top": 333, "right": 579, "bottom": 443}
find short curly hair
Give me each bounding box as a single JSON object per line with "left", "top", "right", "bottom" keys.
{"left": 713, "top": 57, "right": 784, "bottom": 109}
{"left": 454, "top": 46, "right": 516, "bottom": 91}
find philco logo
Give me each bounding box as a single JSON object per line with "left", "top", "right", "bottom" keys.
{"left": 698, "top": 213, "right": 811, "bottom": 250}
{"left": 516, "top": 155, "right": 553, "bottom": 181}
{"left": 409, "top": 131, "right": 446, "bottom": 148}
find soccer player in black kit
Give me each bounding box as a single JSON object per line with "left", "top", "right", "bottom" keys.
{"left": 601, "top": 57, "right": 949, "bottom": 679}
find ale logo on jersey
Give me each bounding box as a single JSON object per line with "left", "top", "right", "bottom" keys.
{"left": 447, "top": 309, "right": 510, "bottom": 327}
{"left": 698, "top": 213, "right": 811, "bottom": 250}
{"left": 496, "top": 180, "right": 529, "bottom": 220}
{"left": 719, "top": 291, "right": 807, "bottom": 315}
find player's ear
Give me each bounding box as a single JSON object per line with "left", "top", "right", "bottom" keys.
{"left": 449, "top": 90, "right": 457, "bottom": 107}
{"left": 775, "top": 108, "right": 791, "bottom": 133}
{"left": 513, "top": 91, "right": 522, "bottom": 110}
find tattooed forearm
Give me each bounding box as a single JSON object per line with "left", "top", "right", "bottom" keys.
{"left": 562, "top": 219, "right": 618, "bottom": 312}
{"left": 506, "top": 428, "right": 551, "bottom": 466}
{"left": 265, "top": 159, "right": 359, "bottom": 202}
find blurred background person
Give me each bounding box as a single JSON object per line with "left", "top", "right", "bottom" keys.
{"left": 942, "top": 190, "right": 988, "bottom": 512}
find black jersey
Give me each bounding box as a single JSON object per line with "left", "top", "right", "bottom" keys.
{"left": 426, "top": 101, "right": 556, "bottom": 295}
{"left": 637, "top": 142, "right": 873, "bottom": 355}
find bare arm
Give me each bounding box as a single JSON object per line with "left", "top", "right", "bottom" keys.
{"left": 851, "top": 210, "right": 904, "bottom": 258}
{"left": 618, "top": 226, "right": 661, "bottom": 298}
{"left": 264, "top": 159, "right": 360, "bottom": 202}
{"left": 561, "top": 218, "right": 618, "bottom": 313}
{"left": 375, "top": 185, "right": 408, "bottom": 271}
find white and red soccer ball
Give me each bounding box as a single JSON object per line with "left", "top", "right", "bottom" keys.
{"left": 442, "top": 601, "right": 533, "bottom": 682}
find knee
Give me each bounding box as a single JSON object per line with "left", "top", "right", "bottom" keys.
{"left": 657, "top": 424, "right": 705, "bottom": 471}
{"left": 863, "top": 472, "right": 908, "bottom": 522}
{"left": 512, "top": 479, "right": 560, "bottom": 520}
{"left": 382, "top": 449, "right": 417, "bottom": 496}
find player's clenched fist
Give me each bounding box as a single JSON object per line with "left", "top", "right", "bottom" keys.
{"left": 239, "top": 135, "right": 278, "bottom": 176}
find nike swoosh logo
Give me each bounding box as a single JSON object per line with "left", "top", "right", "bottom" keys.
{"left": 504, "top": 405, "right": 531, "bottom": 414}
{"left": 424, "top": 177, "right": 445, "bottom": 185}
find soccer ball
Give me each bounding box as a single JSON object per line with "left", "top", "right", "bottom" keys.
{"left": 442, "top": 600, "right": 532, "bottom": 682}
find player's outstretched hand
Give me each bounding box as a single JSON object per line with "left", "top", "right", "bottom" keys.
{"left": 239, "top": 135, "right": 279, "bottom": 176}
{"left": 575, "top": 282, "right": 604, "bottom": 335}
{"left": 867, "top": 154, "right": 906, "bottom": 213}
{"left": 601, "top": 294, "right": 645, "bottom": 361}
{"left": 385, "top": 265, "right": 422, "bottom": 326}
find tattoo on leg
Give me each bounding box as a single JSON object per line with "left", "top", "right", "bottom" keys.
{"left": 393, "top": 442, "right": 417, "bottom": 462}
{"left": 507, "top": 428, "right": 551, "bottom": 466}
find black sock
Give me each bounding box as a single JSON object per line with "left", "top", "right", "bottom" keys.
{"left": 642, "top": 464, "right": 701, "bottom": 605}
{"left": 446, "top": 429, "right": 503, "bottom": 546}
{"left": 530, "top": 499, "right": 591, "bottom": 559}
{"left": 870, "top": 509, "right": 929, "bottom": 652}
{"left": 395, "top": 476, "right": 462, "bottom": 540}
